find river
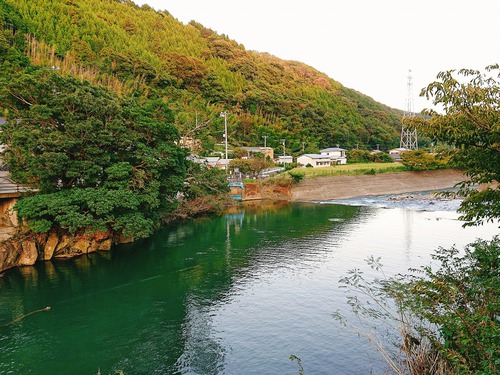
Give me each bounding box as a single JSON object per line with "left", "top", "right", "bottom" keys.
{"left": 0, "top": 194, "right": 498, "bottom": 375}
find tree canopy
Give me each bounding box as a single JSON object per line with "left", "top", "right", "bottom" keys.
{"left": 0, "top": 0, "right": 410, "bottom": 236}
{"left": 0, "top": 68, "right": 186, "bottom": 236}
{"left": 410, "top": 64, "right": 500, "bottom": 226}
{"left": 0, "top": 0, "right": 403, "bottom": 154}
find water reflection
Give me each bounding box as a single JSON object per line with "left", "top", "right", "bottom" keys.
{"left": 0, "top": 201, "right": 497, "bottom": 374}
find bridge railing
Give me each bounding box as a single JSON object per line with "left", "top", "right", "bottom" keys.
{"left": 0, "top": 176, "right": 27, "bottom": 195}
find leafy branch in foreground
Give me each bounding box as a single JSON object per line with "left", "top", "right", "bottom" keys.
{"left": 334, "top": 255, "right": 444, "bottom": 375}
{"left": 408, "top": 64, "right": 500, "bottom": 226}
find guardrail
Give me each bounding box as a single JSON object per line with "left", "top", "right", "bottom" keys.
{"left": 0, "top": 176, "right": 26, "bottom": 195}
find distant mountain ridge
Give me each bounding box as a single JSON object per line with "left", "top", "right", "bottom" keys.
{"left": 0, "top": 0, "right": 403, "bottom": 153}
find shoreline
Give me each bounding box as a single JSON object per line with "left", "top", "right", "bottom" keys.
{"left": 290, "top": 169, "right": 466, "bottom": 202}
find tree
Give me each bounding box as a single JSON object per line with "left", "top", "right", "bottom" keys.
{"left": 400, "top": 149, "right": 449, "bottom": 171}
{"left": 337, "top": 65, "right": 500, "bottom": 375}
{"left": 229, "top": 157, "right": 274, "bottom": 179}
{"left": 409, "top": 64, "right": 500, "bottom": 226}
{"left": 1, "top": 69, "right": 186, "bottom": 236}
{"left": 337, "top": 238, "right": 500, "bottom": 375}
{"left": 390, "top": 237, "right": 500, "bottom": 374}
{"left": 177, "top": 162, "right": 230, "bottom": 217}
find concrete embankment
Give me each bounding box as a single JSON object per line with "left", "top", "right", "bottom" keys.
{"left": 291, "top": 169, "right": 466, "bottom": 202}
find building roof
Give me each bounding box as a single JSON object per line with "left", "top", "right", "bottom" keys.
{"left": 320, "top": 147, "right": 346, "bottom": 152}
{"left": 241, "top": 146, "right": 273, "bottom": 151}
{"left": 389, "top": 147, "right": 409, "bottom": 153}
{"left": 299, "top": 154, "right": 331, "bottom": 159}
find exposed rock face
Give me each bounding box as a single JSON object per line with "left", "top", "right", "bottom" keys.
{"left": 243, "top": 182, "right": 291, "bottom": 201}
{"left": 0, "top": 229, "right": 129, "bottom": 273}
{"left": 18, "top": 239, "right": 38, "bottom": 266}
{"left": 43, "top": 232, "right": 59, "bottom": 260}
{"left": 0, "top": 197, "right": 19, "bottom": 227}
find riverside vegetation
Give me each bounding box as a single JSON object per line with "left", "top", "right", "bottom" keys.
{"left": 332, "top": 66, "right": 499, "bottom": 375}
{"left": 0, "top": 0, "right": 404, "bottom": 261}
{"left": 0, "top": 1, "right": 498, "bottom": 373}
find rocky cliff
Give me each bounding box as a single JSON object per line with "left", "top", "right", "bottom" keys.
{"left": 0, "top": 229, "right": 132, "bottom": 273}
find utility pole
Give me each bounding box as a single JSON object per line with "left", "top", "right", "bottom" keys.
{"left": 220, "top": 112, "right": 228, "bottom": 170}
{"left": 400, "top": 70, "right": 418, "bottom": 150}
{"left": 302, "top": 142, "right": 305, "bottom": 152}
{"left": 281, "top": 139, "right": 286, "bottom": 156}
{"left": 262, "top": 135, "right": 268, "bottom": 148}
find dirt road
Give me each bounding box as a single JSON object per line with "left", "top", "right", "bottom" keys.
{"left": 291, "top": 169, "right": 467, "bottom": 201}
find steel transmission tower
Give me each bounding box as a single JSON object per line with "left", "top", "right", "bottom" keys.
{"left": 400, "top": 70, "right": 418, "bottom": 150}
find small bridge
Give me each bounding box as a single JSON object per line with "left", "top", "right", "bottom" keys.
{"left": 0, "top": 171, "right": 28, "bottom": 198}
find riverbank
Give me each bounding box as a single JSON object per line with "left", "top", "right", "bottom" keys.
{"left": 291, "top": 169, "right": 466, "bottom": 201}
{"left": 0, "top": 169, "right": 466, "bottom": 273}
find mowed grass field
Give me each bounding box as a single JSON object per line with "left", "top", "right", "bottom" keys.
{"left": 290, "top": 162, "right": 407, "bottom": 178}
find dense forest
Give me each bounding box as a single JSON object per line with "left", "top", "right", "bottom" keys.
{"left": 0, "top": 0, "right": 403, "bottom": 155}
{"left": 0, "top": 0, "right": 405, "bottom": 237}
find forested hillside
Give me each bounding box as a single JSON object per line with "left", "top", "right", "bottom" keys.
{"left": 0, "top": 0, "right": 402, "bottom": 154}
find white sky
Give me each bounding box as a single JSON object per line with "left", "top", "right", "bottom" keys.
{"left": 134, "top": 0, "right": 499, "bottom": 112}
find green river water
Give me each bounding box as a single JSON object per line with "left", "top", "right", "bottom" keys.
{"left": 0, "top": 199, "right": 498, "bottom": 374}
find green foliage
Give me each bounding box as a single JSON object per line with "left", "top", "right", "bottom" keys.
{"left": 229, "top": 157, "right": 274, "bottom": 178}
{"left": 288, "top": 170, "right": 305, "bottom": 183}
{"left": 372, "top": 152, "right": 395, "bottom": 163}
{"left": 337, "top": 238, "right": 500, "bottom": 374}
{"left": 412, "top": 64, "right": 500, "bottom": 226}
{"left": 390, "top": 237, "right": 500, "bottom": 374}
{"left": 347, "top": 149, "right": 394, "bottom": 164}
{"left": 337, "top": 65, "right": 500, "bottom": 375}
{"left": 15, "top": 187, "right": 152, "bottom": 236}
{"left": 291, "top": 162, "right": 406, "bottom": 178}
{"left": 1, "top": 0, "right": 402, "bottom": 155}
{"left": 400, "top": 149, "right": 449, "bottom": 171}
{"left": 347, "top": 149, "right": 372, "bottom": 163}
{"left": 0, "top": 68, "right": 187, "bottom": 236}
{"left": 184, "top": 162, "right": 229, "bottom": 200}
{"left": 168, "top": 163, "right": 231, "bottom": 220}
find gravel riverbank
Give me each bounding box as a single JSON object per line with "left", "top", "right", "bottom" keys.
{"left": 291, "top": 169, "right": 466, "bottom": 202}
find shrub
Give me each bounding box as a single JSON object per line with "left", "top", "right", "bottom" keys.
{"left": 288, "top": 170, "right": 305, "bottom": 184}
{"left": 336, "top": 236, "right": 500, "bottom": 374}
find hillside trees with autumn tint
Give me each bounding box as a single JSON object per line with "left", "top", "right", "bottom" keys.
{"left": 0, "top": 0, "right": 403, "bottom": 155}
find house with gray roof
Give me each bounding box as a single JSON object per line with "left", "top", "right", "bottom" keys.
{"left": 297, "top": 147, "right": 348, "bottom": 168}
{"left": 320, "top": 147, "right": 347, "bottom": 164}
{"left": 296, "top": 154, "right": 334, "bottom": 168}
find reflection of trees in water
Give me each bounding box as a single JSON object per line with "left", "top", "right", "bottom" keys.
{"left": 221, "top": 202, "right": 367, "bottom": 273}
{"left": 0, "top": 202, "right": 366, "bottom": 374}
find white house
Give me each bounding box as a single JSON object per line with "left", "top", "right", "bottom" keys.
{"left": 296, "top": 154, "right": 333, "bottom": 168}
{"left": 320, "top": 147, "right": 347, "bottom": 165}
{"left": 277, "top": 155, "right": 293, "bottom": 165}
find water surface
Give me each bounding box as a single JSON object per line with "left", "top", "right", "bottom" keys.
{"left": 0, "top": 199, "right": 497, "bottom": 374}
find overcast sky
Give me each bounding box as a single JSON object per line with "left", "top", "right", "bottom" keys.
{"left": 134, "top": 0, "right": 499, "bottom": 112}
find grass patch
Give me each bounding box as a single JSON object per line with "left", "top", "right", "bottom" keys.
{"left": 290, "top": 163, "right": 408, "bottom": 178}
